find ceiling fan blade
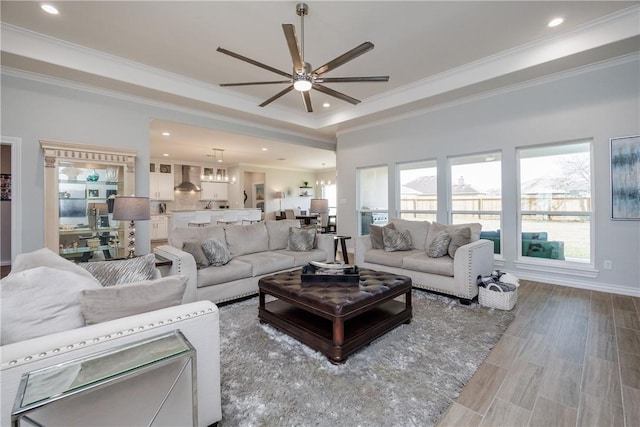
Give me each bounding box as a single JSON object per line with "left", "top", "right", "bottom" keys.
{"left": 282, "top": 24, "right": 303, "bottom": 72}
{"left": 312, "top": 42, "right": 374, "bottom": 76}
{"left": 217, "top": 47, "right": 292, "bottom": 79}
{"left": 220, "top": 80, "right": 292, "bottom": 87}
{"left": 315, "top": 76, "right": 389, "bottom": 83}
{"left": 312, "top": 84, "right": 361, "bottom": 105}
{"left": 301, "top": 91, "right": 313, "bottom": 113}
{"left": 259, "top": 85, "right": 294, "bottom": 107}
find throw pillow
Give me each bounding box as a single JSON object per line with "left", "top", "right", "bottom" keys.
{"left": 370, "top": 223, "right": 395, "bottom": 249}
{"left": 79, "top": 276, "right": 188, "bottom": 325}
{"left": 11, "top": 247, "right": 99, "bottom": 281}
{"left": 448, "top": 227, "right": 472, "bottom": 258}
{"left": 0, "top": 266, "right": 101, "bottom": 345}
{"left": 78, "top": 253, "right": 157, "bottom": 287}
{"left": 202, "top": 237, "right": 232, "bottom": 266}
{"left": 426, "top": 231, "right": 451, "bottom": 258}
{"left": 287, "top": 227, "right": 316, "bottom": 251}
{"left": 182, "top": 238, "right": 210, "bottom": 269}
{"left": 382, "top": 227, "right": 413, "bottom": 252}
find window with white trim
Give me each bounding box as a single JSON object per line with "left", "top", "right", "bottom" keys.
{"left": 518, "top": 141, "right": 592, "bottom": 263}
{"left": 357, "top": 165, "right": 388, "bottom": 235}
{"left": 397, "top": 160, "right": 437, "bottom": 222}
{"left": 449, "top": 152, "right": 502, "bottom": 254}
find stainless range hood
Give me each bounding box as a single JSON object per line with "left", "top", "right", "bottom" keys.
{"left": 174, "top": 165, "right": 201, "bottom": 192}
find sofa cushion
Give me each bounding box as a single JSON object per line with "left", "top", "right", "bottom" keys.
{"left": 369, "top": 223, "right": 395, "bottom": 249}
{"left": 181, "top": 239, "right": 210, "bottom": 269}
{"left": 78, "top": 253, "right": 157, "bottom": 287}
{"left": 426, "top": 231, "right": 451, "bottom": 258}
{"left": 364, "top": 248, "right": 423, "bottom": 268}
{"left": 196, "top": 259, "right": 253, "bottom": 287}
{"left": 0, "top": 266, "right": 101, "bottom": 345}
{"left": 402, "top": 252, "right": 455, "bottom": 276}
{"left": 202, "top": 237, "right": 232, "bottom": 266}
{"left": 287, "top": 227, "right": 316, "bottom": 251}
{"left": 448, "top": 227, "right": 472, "bottom": 258}
{"left": 275, "top": 248, "right": 327, "bottom": 267}
{"left": 426, "top": 222, "right": 482, "bottom": 249}
{"left": 170, "top": 225, "right": 226, "bottom": 251}
{"left": 79, "top": 276, "right": 188, "bottom": 325}
{"left": 225, "top": 223, "right": 269, "bottom": 256}
{"left": 266, "top": 219, "right": 301, "bottom": 250}
{"left": 383, "top": 227, "right": 413, "bottom": 252}
{"left": 11, "top": 247, "right": 98, "bottom": 282}
{"left": 389, "top": 218, "right": 430, "bottom": 250}
{"left": 235, "top": 252, "right": 295, "bottom": 276}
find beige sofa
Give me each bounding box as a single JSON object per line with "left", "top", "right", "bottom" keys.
{"left": 155, "top": 220, "right": 334, "bottom": 304}
{"left": 354, "top": 218, "right": 494, "bottom": 303}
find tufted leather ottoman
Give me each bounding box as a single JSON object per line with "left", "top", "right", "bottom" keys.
{"left": 258, "top": 268, "right": 412, "bottom": 363}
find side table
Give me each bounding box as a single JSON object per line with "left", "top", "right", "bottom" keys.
{"left": 12, "top": 331, "right": 197, "bottom": 427}
{"left": 332, "top": 235, "right": 352, "bottom": 264}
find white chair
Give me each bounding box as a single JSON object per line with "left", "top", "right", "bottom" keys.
{"left": 188, "top": 212, "right": 211, "bottom": 227}
{"left": 242, "top": 210, "right": 262, "bottom": 224}
{"left": 216, "top": 210, "right": 238, "bottom": 225}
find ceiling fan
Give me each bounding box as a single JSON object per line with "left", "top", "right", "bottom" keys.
{"left": 217, "top": 3, "right": 389, "bottom": 112}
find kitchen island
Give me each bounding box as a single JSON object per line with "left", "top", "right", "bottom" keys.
{"left": 169, "top": 209, "right": 262, "bottom": 228}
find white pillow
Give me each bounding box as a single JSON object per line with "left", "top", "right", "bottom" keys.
{"left": 79, "top": 276, "right": 188, "bottom": 325}
{"left": 0, "top": 266, "right": 101, "bottom": 345}
{"left": 11, "top": 247, "right": 99, "bottom": 282}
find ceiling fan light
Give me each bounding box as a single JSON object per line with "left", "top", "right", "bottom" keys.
{"left": 293, "top": 78, "right": 312, "bottom": 92}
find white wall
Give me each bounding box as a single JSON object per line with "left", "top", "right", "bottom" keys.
{"left": 0, "top": 74, "right": 333, "bottom": 255}
{"left": 337, "top": 58, "right": 640, "bottom": 295}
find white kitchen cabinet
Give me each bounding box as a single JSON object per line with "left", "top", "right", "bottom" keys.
{"left": 150, "top": 215, "right": 169, "bottom": 240}
{"left": 150, "top": 172, "right": 174, "bottom": 200}
{"left": 200, "top": 182, "right": 228, "bottom": 201}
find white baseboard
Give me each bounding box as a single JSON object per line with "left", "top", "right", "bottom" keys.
{"left": 1, "top": 259, "right": 11, "bottom": 267}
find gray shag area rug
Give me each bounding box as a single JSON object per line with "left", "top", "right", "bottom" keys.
{"left": 217, "top": 290, "right": 514, "bottom": 427}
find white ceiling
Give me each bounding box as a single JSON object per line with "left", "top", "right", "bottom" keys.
{"left": 1, "top": 1, "right": 638, "bottom": 169}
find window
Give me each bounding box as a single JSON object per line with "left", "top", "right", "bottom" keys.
{"left": 397, "top": 160, "right": 437, "bottom": 222}
{"left": 322, "top": 183, "right": 337, "bottom": 215}
{"left": 358, "top": 165, "right": 388, "bottom": 235}
{"left": 518, "top": 141, "right": 591, "bottom": 263}
{"left": 449, "top": 152, "right": 502, "bottom": 254}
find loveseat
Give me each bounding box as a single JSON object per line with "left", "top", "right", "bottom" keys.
{"left": 154, "top": 220, "right": 334, "bottom": 304}
{"left": 354, "top": 218, "right": 494, "bottom": 303}
{"left": 0, "top": 249, "right": 221, "bottom": 426}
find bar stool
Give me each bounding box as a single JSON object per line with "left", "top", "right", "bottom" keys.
{"left": 217, "top": 210, "right": 238, "bottom": 225}
{"left": 188, "top": 212, "right": 211, "bottom": 227}
{"left": 242, "top": 210, "right": 262, "bottom": 224}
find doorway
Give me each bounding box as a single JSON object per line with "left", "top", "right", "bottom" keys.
{"left": 1, "top": 136, "right": 22, "bottom": 277}
{"left": 243, "top": 172, "right": 266, "bottom": 211}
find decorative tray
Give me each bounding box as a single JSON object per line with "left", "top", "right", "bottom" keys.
{"left": 301, "top": 263, "right": 360, "bottom": 286}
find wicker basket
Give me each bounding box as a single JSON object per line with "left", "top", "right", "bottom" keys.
{"left": 479, "top": 283, "right": 517, "bottom": 310}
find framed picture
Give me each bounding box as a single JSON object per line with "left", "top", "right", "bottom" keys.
{"left": 0, "top": 173, "right": 10, "bottom": 201}
{"left": 611, "top": 135, "right": 640, "bottom": 220}
{"left": 87, "top": 189, "right": 100, "bottom": 199}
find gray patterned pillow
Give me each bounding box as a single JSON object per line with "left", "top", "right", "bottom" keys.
{"left": 202, "top": 237, "right": 232, "bottom": 266}
{"left": 370, "top": 223, "right": 395, "bottom": 249}
{"left": 287, "top": 227, "right": 316, "bottom": 251}
{"left": 426, "top": 231, "right": 451, "bottom": 258}
{"left": 382, "top": 227, "right": 413, "bottom": 252}
{"left": 78, "top": 253, "right": 157, "bottom": 287}
{"left": 182, "top": 239, "right": 210, "bottom": 269}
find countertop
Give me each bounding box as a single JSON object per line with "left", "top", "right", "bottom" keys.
{"left": 169, "top": 208, "right": 260, "bottom": 213}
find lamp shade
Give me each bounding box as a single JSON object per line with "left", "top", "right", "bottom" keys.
{"left": 309, "top": 198, "right": 329, "bottom": 214}
{"left": 275, "top": 191, "right": 285, "bottom": 199}
{"left": 112, "top": 196, "right": 151, "bottom": 221}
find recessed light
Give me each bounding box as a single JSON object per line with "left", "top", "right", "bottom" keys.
{"left": 162, "top": 153, "right": 169, "bottom": 157}
{"left": 262, "top": 148, "right": 268, "bottom": 151}
{"left": 41, "top": 4, "right": 59, "bottom": 14}
{"left": 323, "top": 102, "right": 331, "bottom": 108}
{"left": 278, "top": 158, "right": 286, "bottom": 161}
{"left": 548, "top": 17, "right": 564, "bottom": 28}
{"left": 161, "top": 131, "right": 170, "bottom": 136}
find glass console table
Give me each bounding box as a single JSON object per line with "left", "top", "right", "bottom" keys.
{"left": 12, "top": 331, "right": 196, "bottom": 427}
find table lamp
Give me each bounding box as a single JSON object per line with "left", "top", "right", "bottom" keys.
{"left": 275, "top": 191, "right": 285, "bottom": 213}
{"left": 112, "top": 196, "right": 150, "bottom": 258}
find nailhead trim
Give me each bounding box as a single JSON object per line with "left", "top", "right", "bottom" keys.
{"left": 1, "top": 306, "right": 214, "bottom": 370}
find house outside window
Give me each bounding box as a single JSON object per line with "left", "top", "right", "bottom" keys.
{"left": 358, "top": 165, "right": 388, "bottom": 235}
{"left": 397, "top": 160, "right": 437, "bottom": 222}
{"left": 449, "top": 152, "right": 502, "bottom": 254}
{"left": 518, "top": 141, "right": 592, "bottom": 263}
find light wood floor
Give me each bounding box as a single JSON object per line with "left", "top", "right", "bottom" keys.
{"left": 437, "top": 280, "right": 640, "bottom": 427}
